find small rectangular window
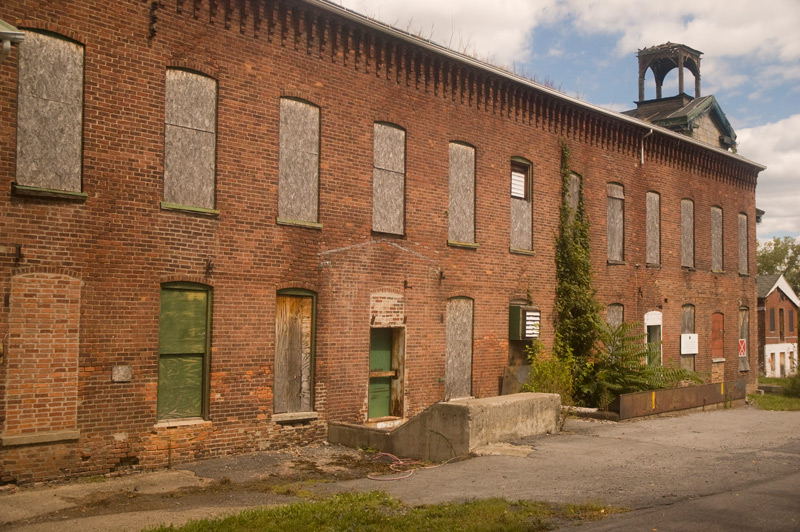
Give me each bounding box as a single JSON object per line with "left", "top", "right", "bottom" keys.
{"left": 646, "top": 192, "right": 660, "bottom": 265}
{"left": 770, "top": 308, "right": 775, "bottom": 332}
{"left": 448, "top": 143, "right": 476, "bottom": 244}
{"left": 681, "top": 199, "right": 695, "bottom": 268}
{"left": 738, "top": 213, "right": 748, "bottom": 274}
{"left": 790, "top": 309, "right": 795, "bottom": 333}
{"left": 510, "top": 159, "right": 532, "bottom": 251}
{"left": 739, "top": 307, "right": 750, "bottom": 371}
{"left": 164, "top": 69, "right": 217, "bottom": 210}
{"left": 780, "top": 308, "right": 785, "bottom": 341}
{"left": 711, "top": 206, "right": 723, "bottom": 272}
{"left": 607, "top": 304, "right": 624, "bottom": 328}
{"left": 16, "top": 31, "right": 84, "bottom": 193}
{"left": 278, "top": 99, "right": 320, "bottom": 225}
{"left": 372, "top": 123, "right": 406, "bottom": 234}
{"left": 607, "top": 183, "right": 624, "bottom": 262}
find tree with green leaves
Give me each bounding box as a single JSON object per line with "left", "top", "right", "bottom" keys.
{"left": 757, "top": 236, "right": 800, "bottom": 292}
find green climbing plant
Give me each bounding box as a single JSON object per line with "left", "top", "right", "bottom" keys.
{"left": 552, "top": 140, "right": 603, "bottom": 405}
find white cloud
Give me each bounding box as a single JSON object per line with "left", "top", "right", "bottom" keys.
{"left": 337, "top": 0, "right": 559, "bottom": 65}
{"left": 737, "top": 114, "right": 800, "bottom": 238}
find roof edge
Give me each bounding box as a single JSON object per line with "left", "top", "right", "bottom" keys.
{"left": 766, "top": 274, "right": 800, "bottom": 308}
{"left": 305, "top": 0, "right": 765, "bottom": 172}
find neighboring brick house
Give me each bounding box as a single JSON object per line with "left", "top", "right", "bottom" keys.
{"left": 0, "top": 0, "right": 763, "bottom": 483}
{"left": 757, "top": 274, "right": 799, "bottom": 377}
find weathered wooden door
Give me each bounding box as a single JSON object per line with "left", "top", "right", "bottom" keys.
{"left": 275, "top": 295, "right": 313, "bottom": 414}
{"left": 445, "top": 298, "right": 473, "bottom": 400}
{"left": 369, "top": 328, "right": 393, "bottom": 419}
{"left": 711, "top": 312, "right": 724, "bottom": 361}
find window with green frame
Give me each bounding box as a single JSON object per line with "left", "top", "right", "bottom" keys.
{"left": 158, "top": 283, "right": 212, "bottom": 420}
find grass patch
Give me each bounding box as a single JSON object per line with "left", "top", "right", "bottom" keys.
{"left": 749, "top": 393, "right": 800, "bottom": 411}
{"left": 758, "top": 376, "right": 790, "bottom": 386}
{"left": 144, "top": 491, "right": 626, "bottom": 532}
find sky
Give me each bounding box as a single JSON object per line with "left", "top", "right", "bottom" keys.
{"left": 336, "top": 0, "right": 800, "bottom": 241}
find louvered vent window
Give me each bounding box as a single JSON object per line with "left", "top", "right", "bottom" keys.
{"left": 525, "top": 310, "right": 541, "bottom": 338}
{"left": 511, "top": 163, "right": 528, "bottom": 199}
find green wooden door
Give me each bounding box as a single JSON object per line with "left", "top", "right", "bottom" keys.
{"left": 368, "top": 328, "right": 393, "bottom": 419}
{"left": 158, "top": 286, "right": 209, "bottom": 419}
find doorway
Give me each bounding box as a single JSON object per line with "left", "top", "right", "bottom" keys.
{"left": 368, "top": 327, "right": 404, "bottom": 419}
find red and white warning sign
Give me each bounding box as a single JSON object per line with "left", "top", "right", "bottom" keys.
{"left": 738, "top": 339, "right": 747, "bottom": 357}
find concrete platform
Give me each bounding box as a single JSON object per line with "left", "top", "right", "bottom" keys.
{"left": 328, "top": 392, "right": 560, "bottom": 462}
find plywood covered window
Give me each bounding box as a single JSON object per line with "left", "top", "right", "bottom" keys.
{"left": 607, "top": 304, "right": 624, "bottom": 328}
{"left": 16, "top": 31, "right": 83, "bottom": 192}
{"left": 158, "top": 283, "right": 211, "bottom": 420}
{"left": 646, "top": 191, "right": 660, "bottom": 265}
{"left": 738, "top": 213, "right": 748, "bottom": 275}
{"left": 448, "top": 142, "right": 475, "bottom": 244}
{"left": 163, "top": 69, "right": 217, "bottom": 210}
{"left": 510, "top": 157, "right": 532, "bottom": 251}
{"left": 606, "top": 183, "right": 624, "bottom": 262}
{"left": 564, "top": 172, "right": 581, "bottom": 225}
{"left": 681, "top": 304, "right": 696, "bottom": 371}
{"left": 372, "top": 123, "right": 406, "bottom": 234}
{"left": 274, "top": 289, "right": 315, "bottom": 414}
{"left": 445, "top": 297, "right": 474, "bottom": 401}
{"left": 711, "top": 206, "right": 724, "bottom": 272}
{"left": 681, "top": 199, "right": 694, "bottom": 268}
{"left": 739, "top": 307, "right": 750, "bottom": 371}
{"left": 278, "top": 99, "right": 320, "bottom": 225}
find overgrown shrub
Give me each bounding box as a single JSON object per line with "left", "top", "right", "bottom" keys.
{"left": 784, "top": 372, "right": 800, "bottom": 398}
{"left": 579, "top": 321, "right": 703, "bottom": 409}
{"left": 523, "top": 339, "right": 574, "bottom": 406}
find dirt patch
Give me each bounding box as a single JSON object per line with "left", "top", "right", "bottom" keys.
{"left": 5, "top": 444, "right": 397, "bottom": 530}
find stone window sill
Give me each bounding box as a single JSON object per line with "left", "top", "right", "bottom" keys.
{"left": 12, "top": 183, "right": 87, "bottom": 201}
{"left": 510, "top": 247, "right": 535, "bottom": 256}
{"left": 607, "top": 260, "right": 626, "bottom": 266}
{"left": 153, "top": 418, "right": 211, "bottom": 429}
{"left": 1, "top": 429, "right": 80, "bottom": 447}
{"left": 448, "top": 240, "right": 479, "bottom": 249}
{"left": 646, "top": 263, "right": 661, "bottom": 269}
{"left": 160, "top": 201, "right": 220, "bottom": 217}
{"left": 277, "top": 218, "right": 323, "bottom": 230}
{"left": 273, "top": 412, "right": 319, "bottom": 424}
{"left": 712, "top": 358, "right": 726, "bottom": 363}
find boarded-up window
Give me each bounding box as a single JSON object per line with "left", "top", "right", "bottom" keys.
{"left": 646, "top": 191, "right": 660, "bottom": 265}
{"left": 275, "top": 291, "right": 315, "bottom": 414}
{"left": 158, "top": 284, "right": 211, "bottom": 420}
{"left": 711, "top": 206, "right": 723, "bottom": 272}
{"left": 711, "top": 312, "right": 724, "bottom": 361}
{"left": 445, "top": 298, "right": 473, "bottom": 400}
{"left": 681, "top": 304, "right": 696, "bottom": 370}
{"left": 770, "top": 308, "right": 775, "bottom": 331}
{"left": 448, "top": 143, "right": 475, "bottom": 244}
{"left": 607, "top": 183, "right": 624, "bottom": 262}
{"left": 780, "top": 308, "right": 785, "bottom": 341}
{"left": 739, "top": 307, "right": 750, "bottom": 371}
{"left": 738, "top": 213, "right": 748, "bottom": 275}
{"left": 565, "top": 172, "right": 581, "bottom": 224}
{"left": 16, "top": 31, "right": 83, "bottom": 192}
{"left": 372, "top": 123, "right": 405, "bottom": 234}
{"left": 790, "top": 309, "right": 795, "bottom": 333}
{"left": 510, "top": 158, "right": 532, "bottom": 251}
{"left": 681, "top": 199, "right": 694, "bottom": 268}
{"left": 164, "top": 70, "right": 217, "bottom": 209}
{"left": 607, "top": 304, "right": 624, "bottom": 328}
{"left": 278, "top": 99, "right": 320, "bottom": 224}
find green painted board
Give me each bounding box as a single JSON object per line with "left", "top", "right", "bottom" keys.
{"left": 160, "top": 289, "right": 208, "bottom": 355}
{"left": 369, "top": 328, "right": 393, "bottom": 418}
{"left": 157, "top": 354, "right": 203, "bottom": 419}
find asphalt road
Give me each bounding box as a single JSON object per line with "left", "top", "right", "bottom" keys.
{"left": 3, "top": 406, "right": 799, "bottom": 531}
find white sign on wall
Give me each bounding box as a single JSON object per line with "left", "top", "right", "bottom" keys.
{"left": 681, "top": 333, "right": 699, "bottom": 355}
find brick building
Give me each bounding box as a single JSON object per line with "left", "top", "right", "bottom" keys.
{"left": 757, "top": 275, "right": 799, "bottom": 377}
{"left": 0, "top": 0, "right": 764, "bottom": 483}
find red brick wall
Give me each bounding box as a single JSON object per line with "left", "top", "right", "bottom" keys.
{"left": 0, "top": 0, "right": 761, "bottom": 483}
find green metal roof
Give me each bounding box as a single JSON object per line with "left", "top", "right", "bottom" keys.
{"left": 0, "top": 19, "right": 25, "bottom": 43}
